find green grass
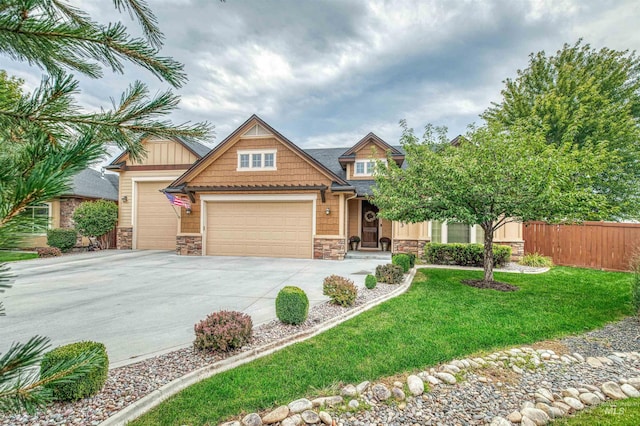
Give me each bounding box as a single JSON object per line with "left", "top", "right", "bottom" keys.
{"left": 0, "top": 251, "right": 38, "bottom": 262}
{"left": 132, "top": 267, "right": 633, "bottom": 426}
{"left": 554, "top": 398, "right": 640, "bottom": 425}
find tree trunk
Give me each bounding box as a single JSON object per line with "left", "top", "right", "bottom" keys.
{"left": 482, "top": 222, "right": 494, "bottom": 282}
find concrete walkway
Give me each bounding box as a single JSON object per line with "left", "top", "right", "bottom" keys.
{"left": 1, "top": 251, "right": 389, "bottom": 365}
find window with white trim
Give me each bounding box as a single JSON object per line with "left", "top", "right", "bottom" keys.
{"left": 354, "top": 160, "right": 384, "bottom": 176}
{"left": 237, "top": 149, "right": 277, "bottom": 171}
{"left": 20, "top": 203, "right": 51, "bottom": 234}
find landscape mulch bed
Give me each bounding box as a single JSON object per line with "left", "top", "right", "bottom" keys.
{"left": 461, "top": 279, "right": 519, "bottom": 292}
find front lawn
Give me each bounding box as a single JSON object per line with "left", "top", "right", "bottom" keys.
{"left": 0, "top": 251, "right": 38, "bottom": 262}
{"left": 132, "top": 267, "right": 633, "bottom": 425}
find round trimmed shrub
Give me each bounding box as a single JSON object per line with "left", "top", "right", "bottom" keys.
{"left": 276, "top": 286, "right": 309, "bottom": 325}
{"left": 40, "top": 341, "right": 109, "bottom": 401}
{"left": 392, "top": 253, "right": 411, "bottom": 273}
{"left": 194, "top": 310, "right": 253, "bottom": 353}
{"left": 365, "top": 274, "right": 377, "bottom": 290}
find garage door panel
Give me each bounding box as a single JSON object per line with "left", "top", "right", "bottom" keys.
{"left": 206, "top": 201, "right": 312, "bottom": 258}
{"left": 136, "top": 181, "right": 177, "bottom": 250}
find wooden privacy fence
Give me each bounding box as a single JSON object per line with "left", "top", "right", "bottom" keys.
{"left": 523, "top": 221, "right": 640, "bottom": 271}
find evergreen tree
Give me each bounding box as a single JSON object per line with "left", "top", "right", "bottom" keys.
{"left": 0, "top": 0, "right": 212, "bottom": 413}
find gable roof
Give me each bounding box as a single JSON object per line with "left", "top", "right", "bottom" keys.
{"left": 64, "top": 168, "right": 119, "bottom": 201}
{"left": 107, "top": 136, "right": 210, "bottom": 167}
{"left": 338, "top": 132, "right": 405, "bottom": 169}
{"left": 169, "top": 114, "right": 350, "bottom": 188}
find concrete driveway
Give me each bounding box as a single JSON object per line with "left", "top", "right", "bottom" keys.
{"left": 1, "top": 250, "right": 389, "bottom": 366}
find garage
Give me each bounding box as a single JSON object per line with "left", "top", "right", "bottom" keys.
{"left": 135, "top": 180, "right": 178, "bottom": 249}
{"left": 205, "top": 200, "right": 313, "bottom": 258}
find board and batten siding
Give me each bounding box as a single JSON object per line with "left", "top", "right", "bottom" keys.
{"left": 129, "top": 139, "right": 198, "bottom": 166}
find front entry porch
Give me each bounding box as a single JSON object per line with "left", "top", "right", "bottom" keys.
{"left": 346, "top": 197, "right": 392, "bottom": 252}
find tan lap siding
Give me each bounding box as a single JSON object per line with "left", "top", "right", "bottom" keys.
{"left": 205, "top": 201, "right": 313, "bottom": 258}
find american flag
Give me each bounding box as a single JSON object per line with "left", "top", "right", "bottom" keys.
{"left": 164, "top": 192, "right": 191, "bottom": 209}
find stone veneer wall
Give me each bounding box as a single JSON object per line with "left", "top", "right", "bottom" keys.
{"left": 314, "top": 238, "right": 346, "bottom": 260}
{"left": 59, "top": 198, "right": 84, "bottom": 246}
{"left": 117, "top": 227, "right": 133, "bottom": 250}
{"left": 392, "top": 239, "right": 429, "bottom": 258}
{"left": 176, "top": 234, "right": 202, "bottom": 256}
{"left": 501, "top": 240, "right": 525, "bottom": 261}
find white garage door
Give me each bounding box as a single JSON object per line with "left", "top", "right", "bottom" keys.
{"left": 135, "top": 181, "right": 178, "bottom": 250}
{"left": 206, "top": 201, "right": 313, "bottom": 258}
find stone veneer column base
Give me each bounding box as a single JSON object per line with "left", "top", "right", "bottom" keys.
{"left": 313, "top": 237, "right": 346, "bottom": 260}
{"left": 116, "top": 227, "right": 133, "bottom": 250}
{"left": 496, "top": 240, "right": 525, "bottom": 261}
{"left": 392, "top": 239, "right": 430, "bottom": 258}
{"left": 176, "top": 234, "right": 202, "bottom": 255}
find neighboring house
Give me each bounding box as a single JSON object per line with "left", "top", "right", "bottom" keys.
{"left": 24, "top": 168, "right": 119, "bottom": 247}
{"left": 108, "top": 115, "right": 524, "bottom": 260}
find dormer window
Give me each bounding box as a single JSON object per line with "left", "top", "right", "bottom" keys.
{"left": 354, "top": 160, "right": 385, "bottom": 176}
{"left": 237, "top": 149, "right": 277, "bottom": 171}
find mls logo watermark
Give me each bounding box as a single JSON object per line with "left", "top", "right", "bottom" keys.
{"left": 603, "top": 405, "right": 625, "bottom": 416}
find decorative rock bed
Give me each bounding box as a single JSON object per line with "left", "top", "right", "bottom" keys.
{"left": 219, "top": 348, "right": 640, "bottom": 426}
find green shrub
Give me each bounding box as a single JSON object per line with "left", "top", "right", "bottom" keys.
{"left": 375, "top": 263, "right": 404, "bottom": 284}
{"left": 406, "top": 252, "right": 416, "bottom": 268}
{"left": 365, "top": 274, "right": 377, "bottom": 290}
{"left": 392, "top": 253, "right": 411, "bottom": 273}
{"left": 519, "top": 252, "right": 554, "bottom": 267}
{"left": 46, "top": 228, "right": 77, "bottom": 252}
{"left": 40, "top": 341, "right": 108, "bottom": 401}
{"left": 194, "top": 310, "right": 253, "bottom": 353}
{"left": 73, "top": 200, "right": 118, "bottom": 239}
{"left": 37, "top": 246, "right": 62, "bottom": 257}
{"left": 423, "top": 243, "right": 511, "bottom": 267}
{"left": 276, "top": 286, "right": 309, "bottom": 325}
{"left": 323, "top": 275, "right": 357, "bottom": 307}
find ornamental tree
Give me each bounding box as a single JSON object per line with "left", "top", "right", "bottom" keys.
{"left": 373, "top": 122, "right": 612, "bottom": 283}
{"left": 482, "top": 40, "right": 640, "bottom": 219}
{"left": 72, "top": 200, "right": 119, "bottom": 248}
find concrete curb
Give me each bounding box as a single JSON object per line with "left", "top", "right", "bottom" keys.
{"left": 100, "top": 268, "right": 416, "bottom": 426}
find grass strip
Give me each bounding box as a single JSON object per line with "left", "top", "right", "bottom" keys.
{"left": 132, "top": 267, "right": 633, "bottom": 425}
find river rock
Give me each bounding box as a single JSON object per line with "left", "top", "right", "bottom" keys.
{"left": 281, "top": 414, "right": 302, "bottom": 426}
{"left": 435, "top": 372, "right": 456, "bottom": 384}
{"left": 561, "top": 388, "right": 580, "bottom": 399}
{"left": 341, "top": 384, "right": 357, "bottom": 397}
{"left": 536, "top": 388, "right": 554, "bottom": 402}
{"left": 318, "top": 411, "right": 332, "bottom": 425}
{"left": 242, "top": 413, "right": 262, "bottom": 426}
{"left": 490, "top": 416, "right": 511, "bottom": 426}
{"left": 301, "top": 410, "right": 320, "bottom": 424}
{"left": 407, "top": 375, "right": 424, "bottom": 396}
{"left": 601, "top": 382, "right": 627, "bottom": 400}
{"left": 372, "top": 384, "right": 391, "bottom": 401}
{"left": 262, "top": 406, "right": 289, "bottom": 424}
{"left": 579, "top": 392, "right": 601, "bottom": 406}
{"left": 507, "top": 410, "right": 522, "bottom": 422}
{"left": 288, "top": 399, "right": 313, "bottom": 414}
{"left": 586, "top": 357, "right": 603, "bottom": 368}
{"left": 521, "top": 407, "right": 550, "bottom": 425}
{"left": 347, "top": 399, "right": 359, "bottom": 409}
{"left": 621, "top": 383, "right": 640, "bottom": 397}
{"left": 392, "top": 387, "right": 405, "bottom": 400}
{"left": 356, "top": 381, "right": 370, "bottom": 394}
{"left": 628, "top": 377, "right": 640, "bottom": 389}
{"left": 563, "top": 397, "right": 584, "bottom": 411}
{"left": 311, "top": 396, "right": 342, "bottom": 408}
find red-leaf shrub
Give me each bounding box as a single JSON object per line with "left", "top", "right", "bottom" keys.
{"left": 194, "top": 310, "right": 253, "bottom": 353}
{"left": 37, "top": 247, "right": 62, "bottom": 258}
{"left": 323, "top": 275, "right": 357, "bottom": 307}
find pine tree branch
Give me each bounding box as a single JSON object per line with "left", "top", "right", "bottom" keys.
{"left": 112, "top": 0, "right": 163, "bottom": 49}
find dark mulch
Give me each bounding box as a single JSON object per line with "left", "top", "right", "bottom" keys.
{"left": 461, "top": 279, "right": 519, "bottom": 292}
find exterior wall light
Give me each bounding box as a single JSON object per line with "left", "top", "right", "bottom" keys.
{"left": 121, "top": 195, "right": 128, "bottom": 203}
{"left": 186, "top": 207, "right": 192, "bottom": 215}
{"left": 325, "top": 207, "right": 331, "bottom": 215}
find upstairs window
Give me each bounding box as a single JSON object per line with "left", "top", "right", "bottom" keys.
{"left": 354, "top": 160, "right": 383, "bottom": 176}
{"left": 237, "top": 149, "right": 277, "bottom": 171}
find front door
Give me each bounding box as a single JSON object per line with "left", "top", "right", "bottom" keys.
{"left": 361, "top": 200, "right": 379, "bottom": 248}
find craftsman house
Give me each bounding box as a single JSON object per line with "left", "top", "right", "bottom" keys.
{"left": 108, "top": 115, "right": 524, "bottom": 260}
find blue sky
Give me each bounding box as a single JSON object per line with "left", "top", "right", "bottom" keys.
{"left": 4, "top": 0, "right": 640, "bottom": 149}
